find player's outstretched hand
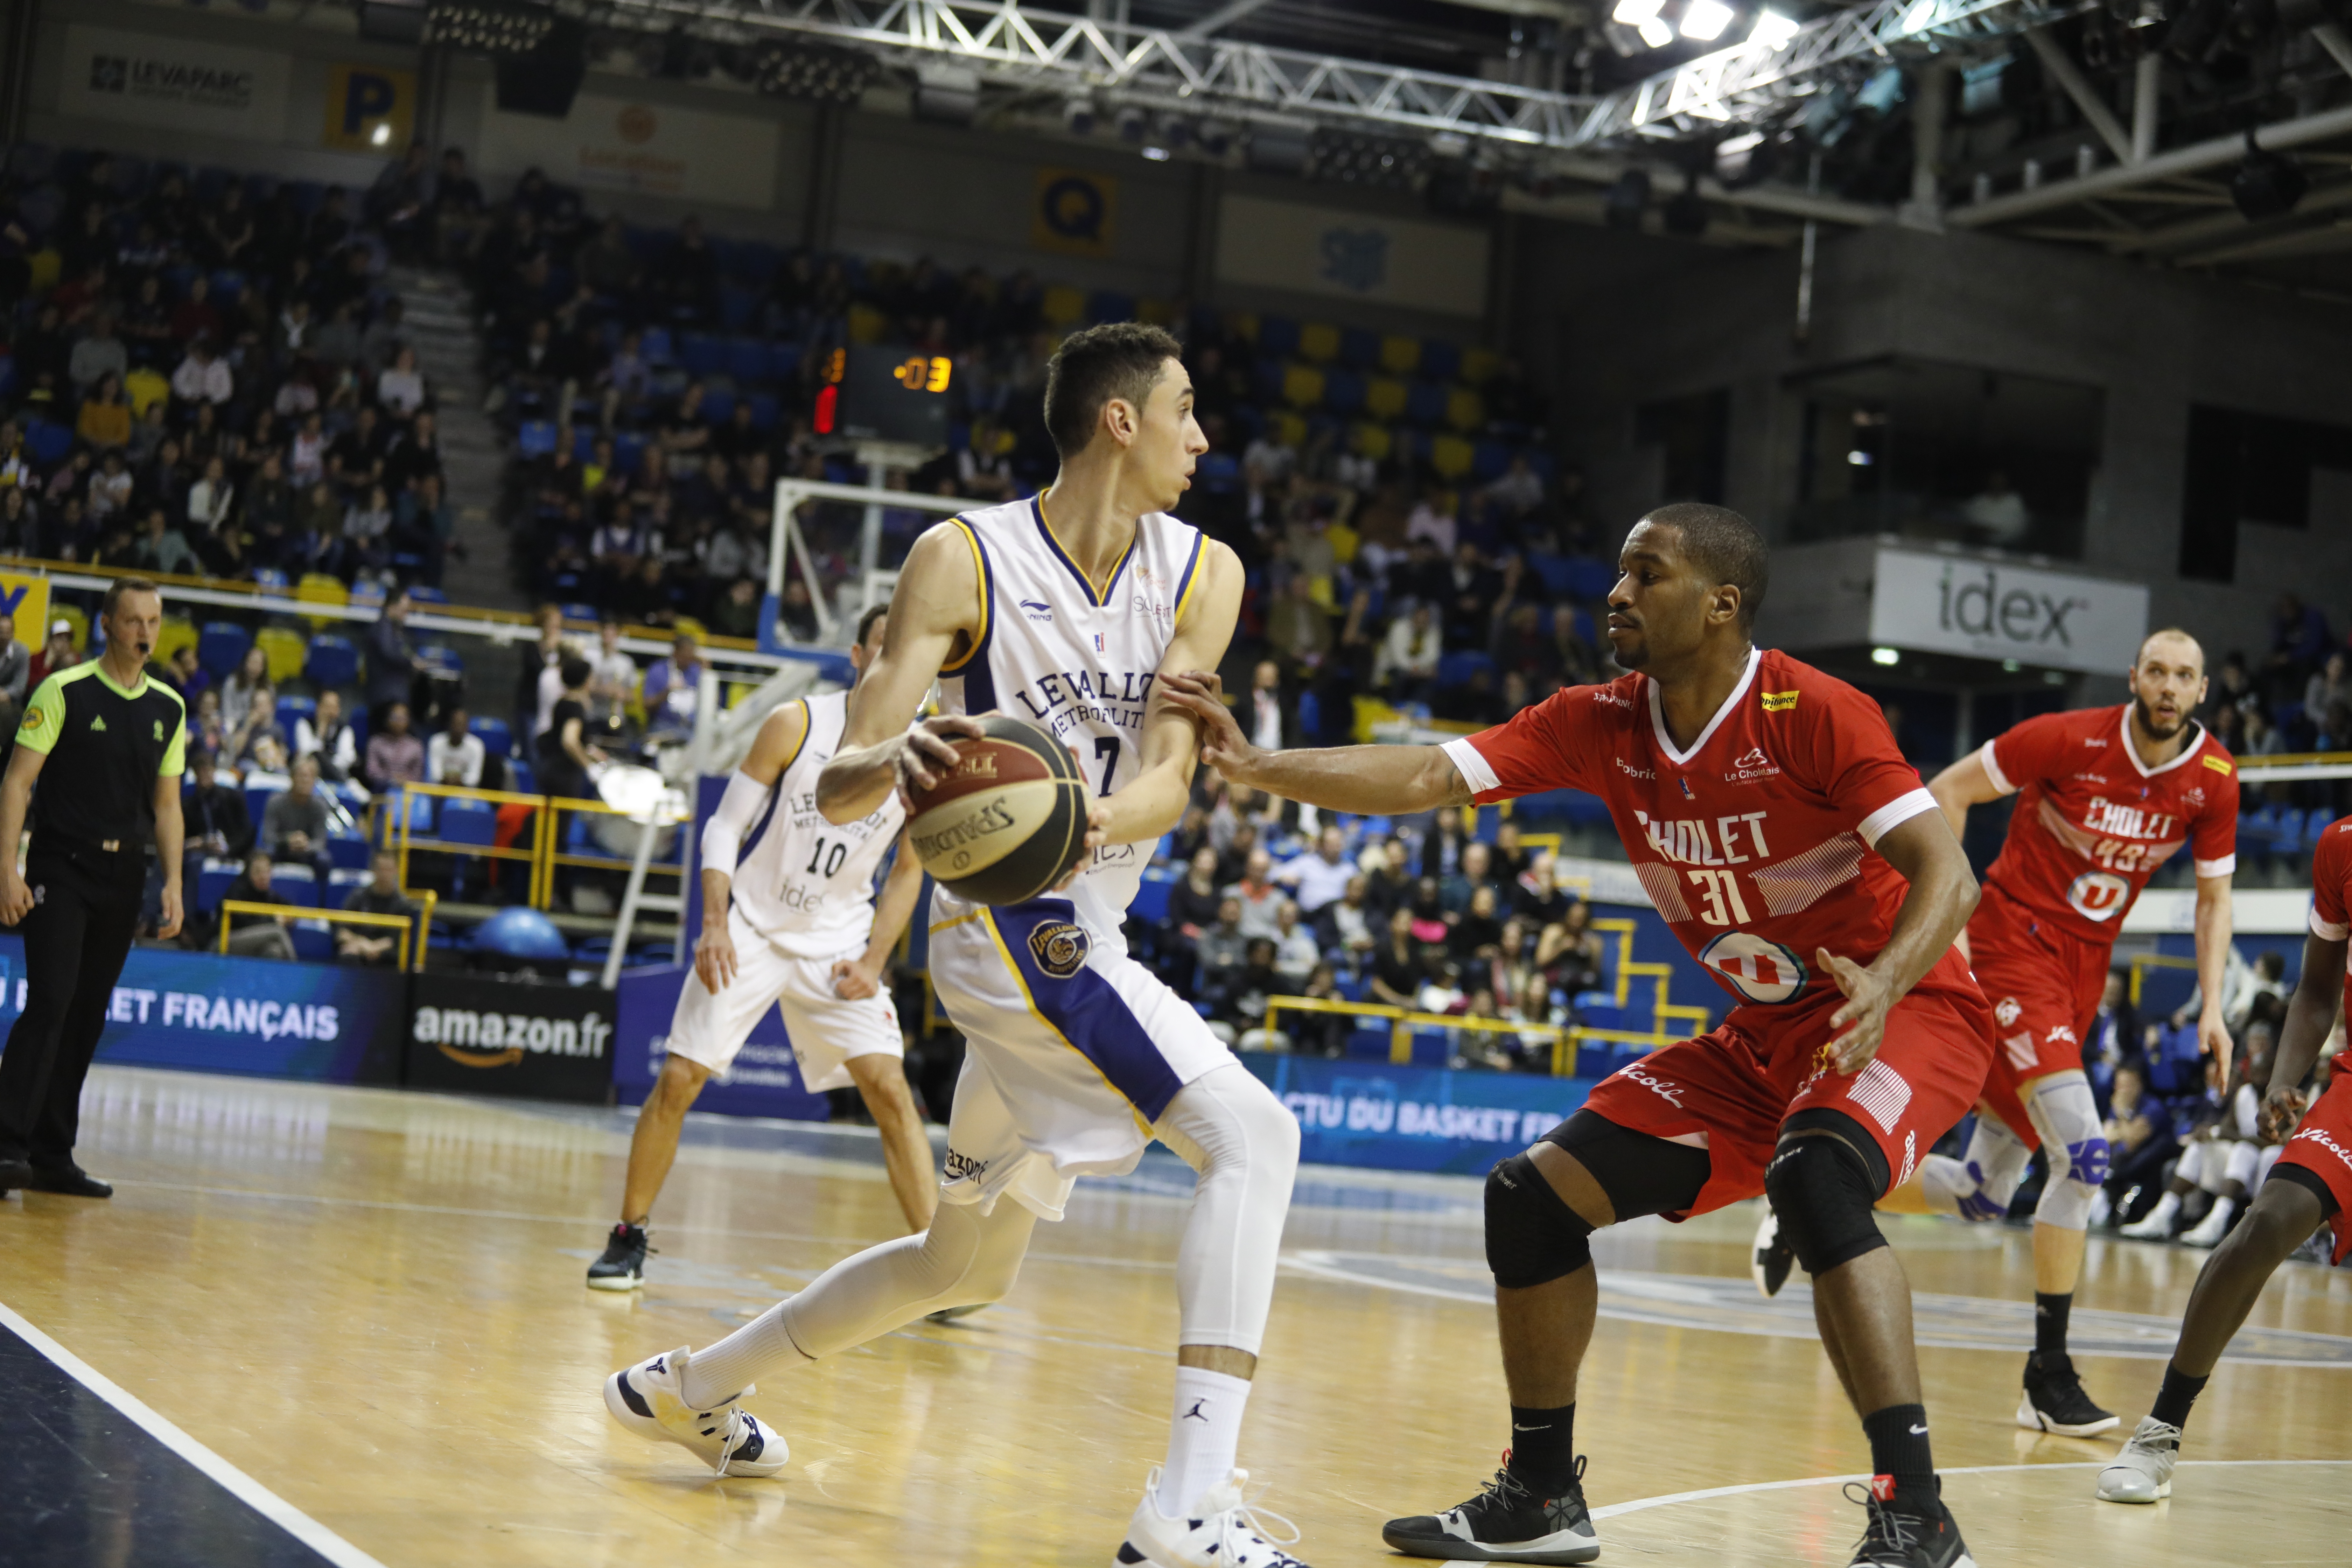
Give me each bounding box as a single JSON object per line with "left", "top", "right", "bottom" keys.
{"left": 0, "top": 869, "right": 31, "bottom": 927}
{"left": 1051, "top": 801, "right": 1110, "bottom": 894}
{"left": 1159, "top": 672, "right": 1256, "bottom": 780}
{"left": 830, "top": 958, "right": 881, "bottom": 1001}
{"left": 694, "top": 922, "right": 739, "bottom": 994}
{"left": 1819, "top": 947, "right": 1896, "bottom": 1074}
{"left": 893, "top": 714, "right": 985, "bottom": 807}
{"left": 2260, "top": 1083, "right": 2308, "bottom": 1143}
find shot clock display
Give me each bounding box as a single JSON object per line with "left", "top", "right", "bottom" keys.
{"left": 812, "top": 345, "right": 952, "bottom": 447}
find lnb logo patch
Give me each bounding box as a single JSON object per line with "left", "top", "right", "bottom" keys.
{"left": 91, "top": 56, "right": 128, "bottom": 92}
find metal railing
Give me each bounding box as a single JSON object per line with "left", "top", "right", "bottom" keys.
{"left": 381, "top": 781, "right": 689, "bottom": 915}
{"left": 216, "top": 899, "right": 436, "bottom": 973}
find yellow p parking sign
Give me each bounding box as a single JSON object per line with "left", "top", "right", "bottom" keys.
{"left": 324, "top": 63, "right": 415, "bottom": 153}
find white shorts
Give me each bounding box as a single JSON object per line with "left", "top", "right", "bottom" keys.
{"left": 665, "top": 906, "right": 902, "bottom": 1092}
{"left": 928, "top": 896, "right": 1232, "bottom": 1223}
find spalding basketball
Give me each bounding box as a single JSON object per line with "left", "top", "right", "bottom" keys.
{"left": 905, "top": 715, "right": 1089, "bottom": 905}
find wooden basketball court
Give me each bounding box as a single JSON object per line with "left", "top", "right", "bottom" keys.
{"left": 5, "top": 1065, "right": 2349, "bottom": 1567}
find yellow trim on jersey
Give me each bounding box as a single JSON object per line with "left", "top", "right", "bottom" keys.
{"left": 1035, "top": 490, "right": 1138, "bottom": 609}
{"left": 978, "top": 909, "right": 1154, "bottom": 1138}
{"left": 939, "top": 516, "right": 990, "bottom": 674}
{"left": 929, "top": 911, "right": 986, "bottom": 934}
{"left": 1171, "top": 532, "right": 1206, "bottom": 632}
{"left": 773, "top": 698, "right": 813, "bottom": 776}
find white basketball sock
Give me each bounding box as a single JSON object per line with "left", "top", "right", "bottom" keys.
{"left": 1156, "top": 1367, "right": 1252, "bottom": 1517}
{"left": 680, "top": 1303, "right": 811, "bottom": 1409}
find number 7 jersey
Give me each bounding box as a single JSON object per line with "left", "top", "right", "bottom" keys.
{"left": 932, "top": 495, "right": 1208, "bottom": 948}
{"left": 728, "top": 688, "right": 906, "bottom": 958}
{"left": 1442, "top": 646, "right": 1981, "bottom": 1017}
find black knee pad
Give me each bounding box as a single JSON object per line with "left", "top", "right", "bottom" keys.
{"left": 1485, "top": 1152, "right": 1594, "bottom": 1289}
{"left": 1763, "top": 1132, "right": 1887, "bottom": 1277}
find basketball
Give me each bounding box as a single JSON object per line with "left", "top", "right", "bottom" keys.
{"left": 904, "top": 715, "right": 1089, "bottom": 904}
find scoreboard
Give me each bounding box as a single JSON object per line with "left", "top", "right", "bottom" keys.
{"left": 812, "top": 345, "right": 952, "bottom": 447}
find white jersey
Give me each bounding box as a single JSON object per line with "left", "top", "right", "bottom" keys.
{"left": 728, "top": 689, "right": 905, "bottom": 959}
{"left": 934, "top": 495, "right": 1205, "bottom": 951}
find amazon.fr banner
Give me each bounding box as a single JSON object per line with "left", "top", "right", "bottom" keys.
{"left": 406, "top": 973, "right": 614, "bottom": 1103}
{"left": 0, "top": 935, "right": 404, "bottom": 1084}
{"left": 1238, "top": 1052, "right": 1600, "bottom": 1175}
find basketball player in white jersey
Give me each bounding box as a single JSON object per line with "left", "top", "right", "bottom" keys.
{"left": 600, "top": 324, "right": 1312, "bottom": 1568}
{"left": 586, "top": 604, "right": 932, "bottom": 1293}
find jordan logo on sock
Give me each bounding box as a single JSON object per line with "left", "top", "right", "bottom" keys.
{"left": 1183, "top": 1400, "right": 1210, "bottom": 1422}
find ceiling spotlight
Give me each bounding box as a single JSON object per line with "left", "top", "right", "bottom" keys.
{"left": 1198, "top": 119, "right": 1238, "bottom": 155}
{"left": 1872, "top": 646, "right": 1902, "bottom": 666}
{"left": 1142, "top": 145, "right": 1171, "bottom": 161}
{"left": 1116, "top": 105, "right": 1149, "bottom": 142}
{"left": 2230, "top": 132, "right": 2308, "bottom": 220}
{"left": 1611, "top": 0, "right": 1665, "bottom": 22}
{"left": 1604, "top": 169, "right": 1651, "bottom": 228}
{"left": 1638, "top": 17, "right": 1676, "bottom": 46}
{"left": 753, "top": 42, "right": 878, "bottom": 104}
{"left": 424, "top": 0, "right": 553, "bottom": 54}
{"left": 1063, "top": 97, "right": 1097, "bottom": 135}
{"left": 1749, "top": 8, "right": 1802, "bottom": 47}
{"left": 1681, "top": 0, "right": 1736, "bottom": 41}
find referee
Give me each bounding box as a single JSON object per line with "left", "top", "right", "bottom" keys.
{"left": 0, "top": 579, "right": 186, "bottom": 1199}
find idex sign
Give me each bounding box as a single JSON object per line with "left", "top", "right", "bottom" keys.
{"left": 1868, "top": 547, "right": 2148, "bottom": 674}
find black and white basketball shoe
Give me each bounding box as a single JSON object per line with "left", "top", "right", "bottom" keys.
{"left": 1380, "top": 1456, "right": 1600, "bottom": 1564}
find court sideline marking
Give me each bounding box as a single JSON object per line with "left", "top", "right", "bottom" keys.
{"left": 1589, "top": 1458, "right": 2352, "bottom": 1519}
{"left": 0, "top": 1298, "right": 390, "bottom": 1568}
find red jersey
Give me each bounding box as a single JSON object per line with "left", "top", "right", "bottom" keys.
{"left": 1979, "top": 704, "right": 2238, "bottom": 943}
{"left": 1446, "top": 647, "right": 1976, "bottom": 1018}
{"left": 2306, "top": 818, "right": 2352, "bottom": 944}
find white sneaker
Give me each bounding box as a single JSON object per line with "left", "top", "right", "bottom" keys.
{"left": 603, "top": 1345, "right": 788, "bottom": 1477}
{"left": 1117, "top": 1467, "right": 1310, "bottom": 1568}
{"left": 2095, "top": 1415, "right": 2181, "bottom": 1503}
{"left": 2086, "top": 1190, "right": 2112, "bottom": 1228}
{"left": 2180, "top": 1200, "right": 2235, "bottom": 1248}
{"left": 2120, "top": 1205, "right": 2176, "bottom": 1240}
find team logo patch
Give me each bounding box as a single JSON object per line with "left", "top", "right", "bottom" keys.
{"left": 2203, "top": 754, "right": 2233, "bottom": 774}
{"left": 1697, "top": 930, "right": 1808, "bottom": 1004}
{"left": 1760, "top": 690, "right": 1799, "bottom": 712}
{"left": 2066, "top": 869, "right": 2132, "bottom": 921}
{"left": 1995, "top": 996, "right": 2022, "bottom": 1028}
{"left": 1026, "top": 920, "right": 1089, "bottom": 979}
{"left": 153, "top": 720, "right": 164, "bottom": 741}
{"left": 20, "top": 707, "right": 40, "bottom": 731}
{"left": 90, "top": 714, "right": 106, "bottom": 732}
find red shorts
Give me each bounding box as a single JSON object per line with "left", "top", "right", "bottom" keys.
{"left": 2276, "top": 1071, "right": 2352, "bottom": 1265}
{"left": 1967, "top": 886, "right": 2109, "bottom": 1150}
{"left": 1581, "top": 984, "right": 1994, "bottom": 1219}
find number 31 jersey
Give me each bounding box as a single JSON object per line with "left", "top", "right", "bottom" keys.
{"left": 1977, "top": 704, "right": 2238, "bottom": 943}
{"left": 1443, "top": 647, "right": 1980, "bottom": 1019}
{"left": 729, "top": 688, "right": 905, "bottom": 959}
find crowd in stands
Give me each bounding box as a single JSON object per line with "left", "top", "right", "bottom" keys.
{"left": 0, "top": 146, "right": 458, "bottom": 589}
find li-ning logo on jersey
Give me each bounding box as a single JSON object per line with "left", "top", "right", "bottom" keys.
{"left": 1020, "top": 599, "right": 1054, "bottom": 621}
{"left": 1027, "top": 920, "right": 1089, "bottom": 978}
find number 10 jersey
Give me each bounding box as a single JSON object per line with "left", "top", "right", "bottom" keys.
{"left": 729, "top": 688, "right": 905, "bottom": 959}
{"left": 932, "top": 495, "right": 1208, "bottom": 950}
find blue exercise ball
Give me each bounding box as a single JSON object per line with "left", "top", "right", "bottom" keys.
{"left": 472, "top": 906, "right": 570, "bottom": 962}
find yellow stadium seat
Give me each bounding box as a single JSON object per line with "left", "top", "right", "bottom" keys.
{"left": 1298, "top": 322, "right": 1342, "bottom": 363}
{"left": 845, "top": 302, "right": 889, "bottom": 345}
{"left": 1281, "top": 364, "right": 1326, "bottom": 408}
{"left": 1430, "top": 434, "right": 1476, "bottom": 479}
{"left": 1461, "top": 346, "right": 1502, "bottom": 385}
{"left": 1353, "top": 694, "right": 1401, "bottom": 743}
{"left": 154, "top": 617, "right": 198, "bottom": 666}
{"left": 26, "top": 249, "right": 60, "bottom": 294}
{"left": 52, "top": 603, "right": 88, "bottom": 656}
{"left": 125, "top": 368, "right": 170, "bottom": 419}
{"left": 1227, "top": 312, "right": 1260, "bottom": 344}
{"left": 1137, "top": 296, "right": 1175, "bottom": 326}
{"left": 296, "top": 572, "right": 349, "bottom": 630}
{"left": 1041, "top": 285, "right": 1088, "bottom": 326}
{"left": 256, "top": 626, "right": 307, "bottom": 685}
{"left": 1378, "top": 335, "right": 1422, "bottom": 376}
{"left": 1272, "top": 410, "right": 1308, "bottom": 449}
{"left": 1350, "top": 422, "right": 1393, "bottom": 461}
{"left": 1364, "top": 376, "right": 1408, "bottom": 421}
{"left": 1446, "top": 387, "right": 1486, "bottom": 433}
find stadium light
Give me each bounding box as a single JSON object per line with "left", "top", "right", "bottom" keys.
{"left": 1611, "top": 0, "right": 1666, "bottom": 23}
{"left": 1872, "top": 647, "right": 1901, "bottom": 666}
{"left": 1639, "top": 17, "right": 1676, "bottom": 46}
{"left": 1681, "top": 0, "right": 1736, "bottom": 42}
{"left": 1748, "top": 8, "right": 1802, "bottom": 47}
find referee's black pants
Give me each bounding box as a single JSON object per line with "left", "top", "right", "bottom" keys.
{"left": 0, "top": 844, "right": 146, "bottom": 1171}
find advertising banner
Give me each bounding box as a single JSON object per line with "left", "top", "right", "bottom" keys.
{"left": 1032, "top": 167, "right": 1118, "bottom": 258}
{"left": 1239, "top": 1052, "right": 1597, "bottom": 1174}
{"left": 323, "top": 62, "right": 415, "bottom": 154}
{"left": 405, "top": 973, "right": 615, "bottom": 1103}
{"left": 479, "top": 91, "right": 779, "bottom": 210}
{"left": 0, "top": 570, "right": 49, "bottom": 647}
{"left": 61, "top": 25, "right": 290, "bottom": 141}
{"left": 1215, "top": 193, "right": 1489, "bottom": 317}
{"left": 0, "top": 936, "right": 402, "bottom": 1085}
{"left": 1868, "top": 546, "right": 2149, "bottom": 675}
{"left": 613, "top": 964, "right": 831, "bottom": 1121}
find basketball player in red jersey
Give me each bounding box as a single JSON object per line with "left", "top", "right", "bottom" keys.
{"left": 1164, "top": 504, "right": 1988, "bottom": 1568}
{"left": 2095, "top": 814, "right": 2352, "bottom": 1505}
{"left": 1760, "top": 629, "right": 2238, "bottom": 1440}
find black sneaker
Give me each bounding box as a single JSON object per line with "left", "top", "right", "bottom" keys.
{"left": 587, "top": 1223, "right": 652, "bottom": 1291}
{"left": 0, "top": 1157, "right": 30, "bottom": 1197}
{"left": 2016, "top": 1349, "right": 2119, "bottom": 1437}
{"left": 1752, "top": 1208, "right": 1795, "bottom": 1297}
{"left": 26, "top": 1165, "right": 111, "bottom": 1198}
{"left": 1843, "top": 1480, "right": 1974, "bottom": 1568}
{"left": 1381, "top": 1456, "right": 1600, "bottom": 1564}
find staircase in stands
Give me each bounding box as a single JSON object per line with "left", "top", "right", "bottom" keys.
{"left": 383, "top": 265, "right": 517, "bottom": 611}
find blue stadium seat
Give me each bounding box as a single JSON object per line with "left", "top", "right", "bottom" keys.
{"left": 748, "top": 391, "right": 780, "bottom": 433}
{"left": 1421, "top": 339, "right": 1462, "bottom": 380}
{"left": 1527, "top": 553, "right": 1575, "bottom": 597}
{"left": 506, "top": 759, "right": 536, "bottom": 793}
{"left": 1258, "top": 316, "right": 1300, "bottom": 357}
{"left": 304, "top": 635, "right": 358, "bottom": 689}
{"left": 198, "top": 622, "right": 252, "bottom": 680}
{"left": 719, "top": 288, "right": 758, "bottom": 332}
{"left": 767, "top": 341, "right": 803, "bottom": 382}
{"left": 197, "top": 859, "right": 240, "bottom": 913}
{"left": 1340, "top": 327, "right": 1381, "bottom": 369}
{"left": 2272, "top": 807, "right": 2308, "bottom": 859}
{"left": 517, "top": 420, "right": 558, "bottom": 459}
{"left": 1322, "top": 369, "right": 1366, "bottom": 415}
{"left": 1472, "top": 441, "right": 1511, "bottom": 481}
{"left": 640, "top": 327, "right": 674, "bottom": 365}
{"left": 327, "top": 830, "right": 370, "bottom": 870}
{"left": 679, "top": 333, "right": 725, "bottom": 378}
{"left": 1567, "top": 559, "right": 1618, "bottom": 600}
{"left": 469, "top": 715, "right": 513, "bottom": 758}
{"left": 615, "top": 432, "right": 648, "bottom": 475}
{"left": 209, "top": 269, "right": 245, "bottom": 307}
{"left": 408, "top": 586, "right": 448, "bottom": 605}
{"left": 1132, "top": 869, "right": 1176, "bottom": 923}
{"left": 726, "top": 337, "right": 769, "bottom": 383}
{"left": 2309, "top": 811, "right": 2338, "bottom": 850}
{"left": 243, "top": 774, "right": 288, "bottom": 828}
{"left": 1088, "top": 290, "right": 1137, "bottom": 324}
{"left": 24, "top": 419, "right": 71, "bottom": 468}
{"left": 275, "top": 695, "right": 315, "bottom": 736}
{"left": 1405, "top": 381, "right": 1449, "bottom": 426}
{"left": 701, "top": 388, "right": 736, "bottom": 425}
{"left": 436, "top": 798, "right": 498, "bottom": 847}
{"left": 1435, "top": 651, "right": 1492, "bottom": 688}
{"left": 289, "top": 919, "right": 336, "bottom": 962}
{"left": 389, "top": 790, "right": 434, "bottom": 834}
{"left": 271, "top": 864, "right": 319, "bottom": 908}
{"left": 251, "top": 568, "right": 289, "bottom": 593}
